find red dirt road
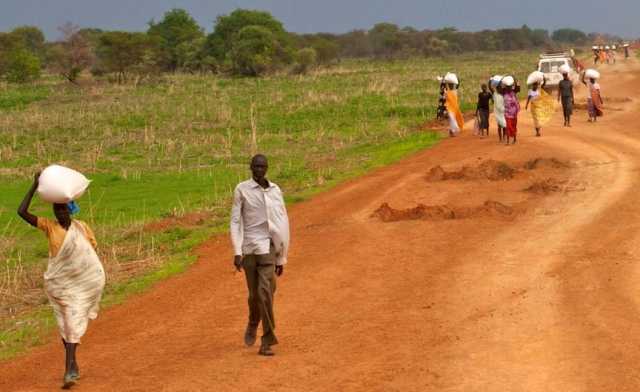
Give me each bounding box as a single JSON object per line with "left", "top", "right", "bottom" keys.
{"left": 3, "top": 58, "right": 640, "bottom": 391}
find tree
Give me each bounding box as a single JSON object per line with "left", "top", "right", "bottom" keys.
{"left": 294, "top": 47, "right": 317, "bottom": 74}
{"left": 310, "top": 38, "right": 339, "bottom": 64}
{"left": 10, "top": 26, "right": 46, "bottom": 61}
{"left": 5, "top": 49, "right": 41, "bottom": 83}
{"left": 369, "top": 23, "right": 402, "bottom": 58}
{"left": 48, "top": 23, "right": 95, "bottom": 83}
{"left": 96, "top": 31, "right": 153, "bottom": 82}
{"left": 229, "top": 25, "right": 278, "bottom": 76}
{"left": 148, "top": 8, "right": 204, "bottom": 71}
{"left": 205, "top": 9, "right": 293, "bottom": 65}
{"left": 552, "top": 28, "right": 587, "bottom": 44}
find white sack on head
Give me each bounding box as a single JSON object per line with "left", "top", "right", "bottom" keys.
{"left": 526, "top": 71, "right": 544, "bottom": 85}
{"left": 559, "top": 64, "right": 572, "bottom": 74}
{"left": 490, "top": 75, "right": 503, "bottom": 87}
{"left": 502, "top": 76, "right": 515, "bottom": 87}
{"left": 37, "top": 165, "right": 90, "bottom": 204}
{"left": 444, "top": 72, "right": 459, "bottom": 85}
{"left": 584, "top": 69, "right": 601, "bottom": 80}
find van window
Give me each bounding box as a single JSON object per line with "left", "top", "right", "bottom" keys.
{"left": 540, "top": 61, "right": 566, "bottom": 73}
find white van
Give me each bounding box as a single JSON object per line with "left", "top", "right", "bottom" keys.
{"left": 538, "top": 52, "right": 580, "bottom": 89}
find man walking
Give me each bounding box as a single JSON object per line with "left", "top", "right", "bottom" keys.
{"left": 557, "top": 70, "right": 575, "bottom": 127}
{"left": 230, "top": 154, "right": 290, "bottom": 356}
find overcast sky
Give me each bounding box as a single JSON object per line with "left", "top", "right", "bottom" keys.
{"left": 1, "top": 0, "right": 637, "bottom": 41}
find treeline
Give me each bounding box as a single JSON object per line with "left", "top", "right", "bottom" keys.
{"left": 0, "top": 8, "right": 620, "bottom": 83}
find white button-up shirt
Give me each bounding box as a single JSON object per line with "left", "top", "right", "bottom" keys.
{"left": 230, "top": 179, "right": 290, "bottom": 266}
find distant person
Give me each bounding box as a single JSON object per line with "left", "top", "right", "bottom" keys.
{"left": 624, "top": 45, "right": 630, "bottom": 59}
{"left": 599, "top": 49, "right": 607, "bottom": 64}
{"left": 593, "top": 48, "right": 600, "bottom": 65}
{"left": 17, "top": 173, "right": 105, "bottom": 390}
{"left": 475, "top": 84, "right": 493, "bottom": 137}
{"left": 608, "top": 49, "right": 616, "bottom": 64}
{"left": 582, "top": 74, "right": 604, "bottom": 122}
{"left": 488, "top": 79, "right": 506, "bottom": 142}
{"left": 230, "top": 154, "right": 290, "bottom": 356}
{"left": 445, "top": 82, "right": 464, "bottom": 137}
{"left": 502, "top": 77, "right": 521, "bottom": 145}
{"left": 557, "top": 71, "right": 575, "bottom": 127}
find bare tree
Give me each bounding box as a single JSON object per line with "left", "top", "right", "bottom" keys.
{"left": 49, "top": 22, "right": 94, "bottom": 83}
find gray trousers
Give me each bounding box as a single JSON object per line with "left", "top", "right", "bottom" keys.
{"left": 243, "top": 247, "right": 278, "bottom": 346}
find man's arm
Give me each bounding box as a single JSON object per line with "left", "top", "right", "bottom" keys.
{"left": 230, "top": 186, "right": 244, "bottom": 271}
{"left": 274, "top": 189, "right": 290, "bottom": 277}
{"left": 17, "top": 172, "right": 40, "bottom": 228}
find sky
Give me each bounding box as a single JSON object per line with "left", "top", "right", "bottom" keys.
{"left": 1, "top": 0, "right": 638, "bottom": 41}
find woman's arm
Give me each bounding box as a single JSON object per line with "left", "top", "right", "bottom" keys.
{"left": 17, "top": 172, "right": 40, "bottom": 228}
{"left": 525, "top": 96, "right": 531, "bottom": 110}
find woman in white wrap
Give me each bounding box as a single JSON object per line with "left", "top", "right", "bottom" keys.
{"left": 488, "top": 77, "right": 507, "bottom": 142}
{"left": 18, "top": 172, "right": 106, "bottom": 390}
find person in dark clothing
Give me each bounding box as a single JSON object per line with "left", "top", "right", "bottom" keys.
{"left": 436, "top": 79, "right": 448, "bottom": 120}
{"left": 557, "top": 72, "right": 575, "bottom": 127}
{"left": 475, "top": 84, "right": 493, "bottom": 137}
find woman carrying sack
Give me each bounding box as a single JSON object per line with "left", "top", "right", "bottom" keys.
{"left": 18, "top": 171, "right": 105, "bottom": 390}
{"left": 582, "top": 70, "right": 604, "bottom": 122}
{"left": 444, "top": 73, "right": 464, "bottom": 137}
{"left": 525, "top": 72, "right": 556, "bottom": 137}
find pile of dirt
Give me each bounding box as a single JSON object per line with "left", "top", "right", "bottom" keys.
{"left": 373, "top": 200, "right": 516, "bottom": 222}
{"left": 427, "top": 160, "right": 516, "bottom": 182}
{"left": 523, "top": 158, "right": 570, "bottom": 170}
{"left": 524, "top": 178, "right": 565, "bottom": 195}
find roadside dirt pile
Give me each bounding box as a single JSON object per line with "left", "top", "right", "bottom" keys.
{"left": 426, "top": 160, "right": 516, "bottom": 182}
{"left": 373, "top": 200, "right": 517, "bottom": 222}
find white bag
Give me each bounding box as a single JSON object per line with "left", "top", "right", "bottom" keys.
{"left": 584, "top": 69, "right": 601, "bottom": 80}
{"left": 490, "top": 75, "right": 503, "bottom": 88}
{"left": 38, "top": 165, "right": 90, "bottom": 204}
{"left": 502, "top": 76, "right": 515, "bottom": 87}
{"left": 444, "top": 72, "right": 459, "bottom": 85}
{"left": 559, "top": 64, "right": 572, "bottom": 74}
{"left": 526, "top": 71, "right": 544, "bottom": 85}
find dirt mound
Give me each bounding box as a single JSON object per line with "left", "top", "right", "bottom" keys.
{"left": 427, "top": 160, "right": 516, "bottom": 182}
{"left": 524, "top": 178, "right": 565, "bottom": 195}
{"left": 373, "top": 200, "right": 516, "bottom": 222}
{"left": 523, "top": 158, "right": 570, "bottom": 170}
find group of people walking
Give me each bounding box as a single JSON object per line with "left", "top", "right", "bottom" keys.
{"left": 442, "top": 65, "right": 605, "bottom": 144}
{"left": 18, "top": 154, "right": 290, "bottom": 389}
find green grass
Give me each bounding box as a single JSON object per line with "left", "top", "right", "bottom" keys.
{"left": 0, "top": 51, "right": 539, "bottom": 360}
{"left": 0, "top": 84, "right": 51, "bottom": 111}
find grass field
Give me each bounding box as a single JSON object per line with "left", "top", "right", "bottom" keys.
{"left": 0, "top": 51, "right": 538, "bottom": 359}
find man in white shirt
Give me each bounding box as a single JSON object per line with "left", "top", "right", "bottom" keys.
{"left": 230, "top": 154, "right": 290, "bottom": 356}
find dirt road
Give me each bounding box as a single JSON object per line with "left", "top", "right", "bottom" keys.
{"left": 2, "top": 58, "right": 640, "bottom": 391}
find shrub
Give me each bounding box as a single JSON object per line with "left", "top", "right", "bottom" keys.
{"left": 5, "top": 49, "right": 41, "bottom": 83}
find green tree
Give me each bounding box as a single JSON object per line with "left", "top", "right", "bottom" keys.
{"left": 10, "top": 26, "right": 46, "bottom": 61}
{"left": 310, "top": 38, "right": 339, "bottom": 64}
{"left": 96, "top": 31, "right": 153, "bottom": 82}
{"left": 294, "top": 47, "right": 317, "bottom": 74}
{"left": 229, "top": 25, "right": 277, "bottom": 76}
{"left": 5, "top": 48, "right": 41, "bottom": 83}
{"left": 205, "top": 9, "right": 292, "bottom": 64}
{"left": 369, "top": 23, "right": 402, "bottom": 59}
{"left": 552, "top": 28, "right": 587, "bottom": 44}
{"left": 148, "top": 8, "right": 204, "bottom": 71}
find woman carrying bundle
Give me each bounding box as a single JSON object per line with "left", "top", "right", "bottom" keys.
{"left": 502, "top": 76, "right": 520, "bottom": 145}
{"left": 17, "top": 172, "right": 105, "bottom": 389}
{"left": 488, "top": 76, "right": 506, "bottom": 142}
{"left": 582, "top": 70, "right": 604, "bottom": 122}
{"left": 525, "top": 72, "right": 555, "bottom": 137}
{"left": 444, "top": 73, "right": 464, "bottom": 137}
